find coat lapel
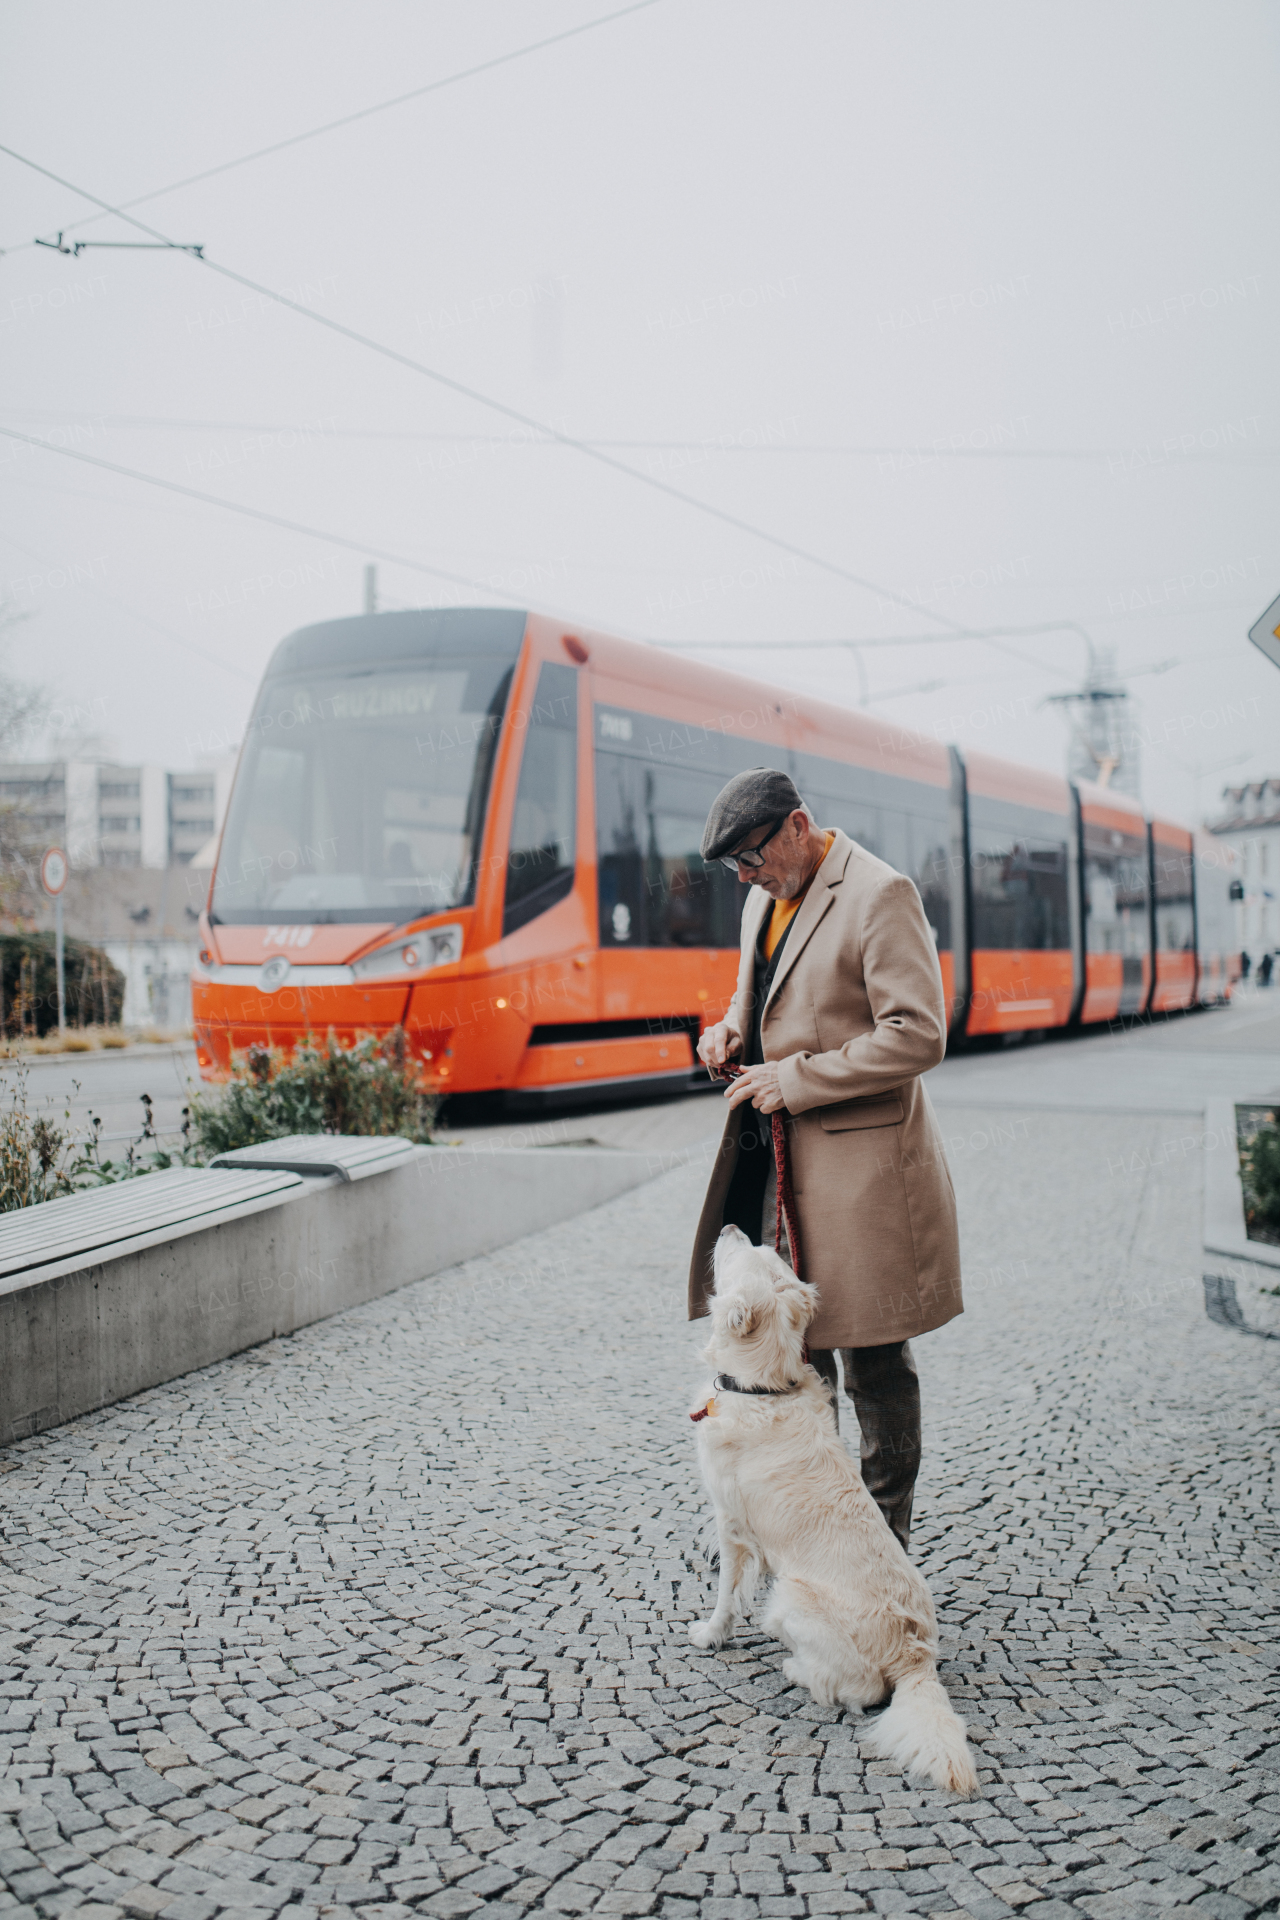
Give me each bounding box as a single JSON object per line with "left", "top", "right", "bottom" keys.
{"left": 763, "top": 831, "right": 852, "bottom": 1012}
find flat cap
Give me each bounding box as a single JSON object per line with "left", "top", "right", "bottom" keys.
{"left": 700, "top": 767, "right": 804, "bottom": 862}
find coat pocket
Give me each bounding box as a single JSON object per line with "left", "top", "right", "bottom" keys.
{"left": 818, "top": 1093, "right": 905, "bottom": 1131}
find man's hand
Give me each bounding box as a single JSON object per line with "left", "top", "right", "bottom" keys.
{"left": 697, "top": 1021, "right": 742, "bottom": 1072}
{"left": 724, "top": 1061, "right": 786, "bottom": 1114}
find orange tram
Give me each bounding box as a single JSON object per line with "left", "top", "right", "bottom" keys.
{"left": 193, "top": 608, "right": 1242, "bottom": 1102}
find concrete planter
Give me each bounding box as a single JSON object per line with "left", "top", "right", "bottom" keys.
{"left": 1, "top": 1139, "right": 671, "bottom": 1443}
{"left": 1202, "top": 1098, "right": 1280, "bottom": 1272}
{"left": 1201, "top": 1098, "right": 1280, "bottom": 1339}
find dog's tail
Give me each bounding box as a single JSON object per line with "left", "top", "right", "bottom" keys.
{"left": 862, "top": 1666, "right": 978, "bottom": 1796}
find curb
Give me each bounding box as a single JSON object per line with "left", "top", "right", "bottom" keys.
{"left": 1203, "top": 1273, "right": 1280, "bottom": 1342}
{"left": 0, "top": 1042, "right": 195, "bottom": 1067}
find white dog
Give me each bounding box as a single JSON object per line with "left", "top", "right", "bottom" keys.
{"left": 688, "top": 1224, "right": 977, "bottom": 1796}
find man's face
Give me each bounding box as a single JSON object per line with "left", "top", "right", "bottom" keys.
{"left": 728, "top": 810, "right": 812, "bottom": 901}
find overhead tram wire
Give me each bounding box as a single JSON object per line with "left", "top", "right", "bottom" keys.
{"left": 654, "top": 622, "right": 1097, "bottom": 695}
{"left": 0, "top": 416, "right": 1127, "bottom": 682}
{"left": 0, "top": 146, "right": 966, "bottom": 641}
{"left": 0, "top": 1, "right": 663, "bottom": 255}
{"left": 0, "top": 427, "right": 1110, "bottom": 706}
{"left": 0, "top": 528, "right": 256, "bottom": 683}
{"left": 655, "top": 620, "right": 1096, "bottom": 664}
{"left": 1, "top": 432, "right": 1204, "bottom": 709}
{"left": 8, "top": 414, "right": 1275, "bottom": 461}
{"left": 0, "top": 426, "right": 533, "bottom": 609}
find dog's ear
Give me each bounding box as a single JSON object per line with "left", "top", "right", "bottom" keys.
{"left": 779, "top": 1283, "right": 817, "bottom": 1332}
{"left": 726, "top": 1301, "right": 761, "bottom": 1336}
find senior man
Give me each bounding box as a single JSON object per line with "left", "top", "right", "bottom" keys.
{"left": 690, "top": 767, "right": 962, "bottom": 1553}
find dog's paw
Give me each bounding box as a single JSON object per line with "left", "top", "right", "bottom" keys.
{"left": 688, "top": 1619, "right": 725, "bottom": 1650}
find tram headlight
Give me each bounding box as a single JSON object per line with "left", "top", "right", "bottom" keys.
{"left": 424, "top": 924, "right": 463, "bottom": 967}
{"left": 351, "top": 922, "right": 463, "bottom": 980}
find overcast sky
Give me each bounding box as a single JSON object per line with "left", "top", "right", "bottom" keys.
{"left": 3, "top": 0, "right": 1277, "bottom": 823}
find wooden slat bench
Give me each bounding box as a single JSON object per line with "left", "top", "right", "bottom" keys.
{"left": 209, "top": 1134, "right": 418, "bottom": 1182}
{"left": 0, "top": 1166, "right": 306, "bottom": 1294}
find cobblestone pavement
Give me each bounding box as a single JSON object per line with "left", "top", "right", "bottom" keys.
{"left": 2, "top": 1103, "right": 1279, "bottom": 1920}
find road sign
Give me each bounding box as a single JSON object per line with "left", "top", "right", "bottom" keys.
{"left": 1247, "top": 591, "right": 1280, "bottom": 670}
{"left": 40, "top": 847, "right": 68, "bottom": 895}
{"left": 40, "top": 848, "right": 69, "bottom": 1030}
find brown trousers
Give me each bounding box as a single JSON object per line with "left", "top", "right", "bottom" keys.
{"left": 807, "top": 1342, "right": 921, "bottom": 1554}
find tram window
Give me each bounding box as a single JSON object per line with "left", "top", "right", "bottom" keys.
{"left": 879, "top": 809, "right": 910, "bottom": 877}
{"left": 1082, "top": 822, "right": 1149, "bottom": 956}
{"left": 969, "top": 795, "right": 1070, "bottom": 950}
{"left": 804, "top": 799, "right": 948, "bottom": 944}
{"left": 590, "top": 702, "right": 950, "bottom": 950}
{"left": 596, "top": 753, "right": 743, "bottom": 948}
{"left": 802, "top": 769, "right": 951, "bottom": 947}
{"left": 811, "top": 794, "right": 880, "bottom": 857}
{"left": 211, "top": 657, "right": 514, "bottom": 922}
{"left": 1155, "top": 897, "right": 1195, "bottom": 953}
{"left": 503, "top": 663, "right": 579, "bottom": 936}
{"left": 247, "top": 746, "right": 307, "bottom": 852}
{"left": 912, "top": 826, "right": 952, "bottom": 950}
{"left": 1153, "top": 843, "right": 1195, "bottom": 952}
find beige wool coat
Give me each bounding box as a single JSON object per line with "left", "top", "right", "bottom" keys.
{"left": 688, "top": 828, "right": 963, "bottom": 1349}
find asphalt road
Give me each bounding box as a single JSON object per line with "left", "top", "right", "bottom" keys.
{"left": 3, "top": 987, "right": 1278, "bottom": 1164}
{"left": 0, "top": 1044, "right": 203, "bottom": 1159}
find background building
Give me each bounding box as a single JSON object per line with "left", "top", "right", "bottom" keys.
{"left": 0, "top": 753, "right": 236, "bottom": 1026}
{"left": 1207, "top": 778, "right": 1280, "bottom": 959}
{"left": 0, "top": 754, "right": 236, "bottom": 869}
{"left": 36, "top": 865, "right": 210, "bottom": 1029}
{"left": 168, "top": 764, "right": 231, "bottom": 866}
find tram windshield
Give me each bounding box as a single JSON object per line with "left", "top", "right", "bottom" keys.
{"left": 211, "top": 659, "right": 512, "bottom": 922}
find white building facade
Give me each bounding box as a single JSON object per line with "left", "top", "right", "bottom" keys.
{"left": 1, "top": 753, "right": 237, "bottom": 1028}
{"left": 0, "top": 754, "right": 236, "bottom": 869}
{"left": 1207, "top": 778, "right": 1280, "bottom": 960}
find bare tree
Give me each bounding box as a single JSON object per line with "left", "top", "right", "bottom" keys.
{"left": 0, "top": 600, "right": 50, "bottom": 926}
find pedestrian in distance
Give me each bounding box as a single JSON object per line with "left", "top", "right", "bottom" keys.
{"left": 1259, "top": 951, "right": 1274, "bottom": 988}
{"left": 689, "top": 768, "right": 962, "bottom": 1554}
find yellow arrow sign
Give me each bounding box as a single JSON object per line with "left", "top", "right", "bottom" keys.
{"left": 1248, "top": 591, "right": 1280, "bottom": 669}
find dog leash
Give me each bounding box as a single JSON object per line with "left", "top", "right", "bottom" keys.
{"left": 692, "top": 1063, "right": 809, "bottom": 1425}
{"left": 711, "top": 1062, "right": 805, "bottom": 1280}
{"left": 770, "top": 1110, "right": 804, "bottom": 1281}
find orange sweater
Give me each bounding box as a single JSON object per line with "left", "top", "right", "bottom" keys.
{"left": 762, "top": 831, "right": 836, "bottom": 961}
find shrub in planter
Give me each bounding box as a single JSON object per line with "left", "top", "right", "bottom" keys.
{"left": 1, "top": 1067, "right": 189, "bottom": 1210}
{"left": 188, "top": 1027, "right": 437, "bottom": 1159}
{"left": 0, "top": 933, "right": 125, "bottom": 1036}
{"left": 0, "top": 1067, "right": 74, "bottom": 1209}
{"left": 1, "top": 1027, "right": 438, "bottom": 1212}
{"left": 1242, "top": 1115, "right": 1280, "bottom": 1233}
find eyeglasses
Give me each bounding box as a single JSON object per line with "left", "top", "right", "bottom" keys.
{"left": 720, "top": 817, "right": 785, "bottom": 871}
